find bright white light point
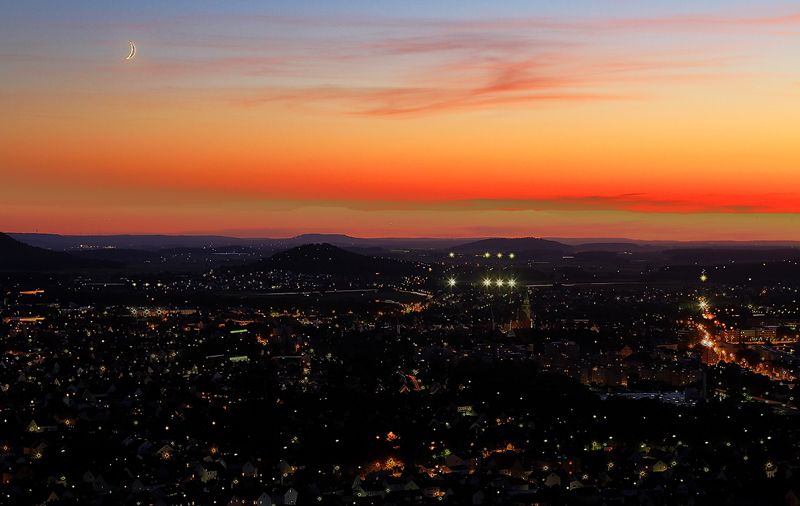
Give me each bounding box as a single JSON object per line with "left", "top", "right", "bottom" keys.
{"left": 448, "top": 278, "right": 456, "bottom": 287}
{"left": 497, "top": 253, "right": 503, "bottom": 258}
{"left": 484, "top": 252, "right": 491, "bottom": 258}
{"left": 509, "top": 253, "right": 515, "bottom": 259}
{"left": 700, "top": 274, "right": 707, "bottom": 281}
{"left": 496, "top": 279, "right": 503, "bottom": 287}
{"left": 483, "top": 279, "right": 492, "bottom": 287}
{"left": 448, "top": 252, "right": 454, "bottom": 258}
{"left": 508, "top": 280, "right": 516, "bottom": 287}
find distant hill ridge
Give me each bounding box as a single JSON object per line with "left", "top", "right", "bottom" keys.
{"left": 0, "top": 232, "right": 121, "bottom": 271}
{"left": 10, "top": 232, "right": 800, "bottom": 253}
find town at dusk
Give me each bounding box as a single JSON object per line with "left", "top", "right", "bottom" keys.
{"left": 2, "top": 2, "right": 800, "bottom": 505}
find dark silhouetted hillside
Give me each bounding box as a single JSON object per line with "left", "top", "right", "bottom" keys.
{"left": 249, "top": 243, "right": 429, "bottom": 279}
{"left": 573, "top": 242, "right": 652, "bottom": 252}
{"left": 573, "top": 250, "right": 627, "bottom": 262}
{"left": 664, "top": 248, "right": 800, "bottom": 264}
{"left": 0, "top": 233, "right": 121, "bottom": 271}
{"left": 70, "top": 248, "right": 161, "bottom": 263}
{"left": 644, "top": 259, "right": 800, "bottom": 284}
{"left": 450, "top": 237, "right": 570, "bottom": 254}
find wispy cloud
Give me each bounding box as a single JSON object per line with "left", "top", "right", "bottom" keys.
{"left": 227, "top": 82, "right": 625, "bottom": 117}
{"left": 217, "top": 50, "right": 734, "bottom": 116}
{"left": 12, "top": 7, "right": 799, "bottom": 117}
{"left": 188, "top": 11, "right": 796, "bottom": 116}
{"left": 47, "top": 8, "right": 795, "bottom": 117}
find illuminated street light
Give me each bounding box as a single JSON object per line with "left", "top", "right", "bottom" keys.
{"left": 496, "top": 279, "right": 504, "bottom": 287}
{"left": 448, "top": 252, "right": 455, "bottom": 258}
{"left": 483, "top": 279, "right": 492, "bottom": 287}
{"left": 448, "top": 278, "right": 456, "bottom": 287}
{"left": 508, "top": 280, "right": 516, "bottom": 287}
{"left": 509, "top": 253, "right": 515, "bottom": 259}
{"left": 497, "top": 253, "right": 503, "bottom": 258}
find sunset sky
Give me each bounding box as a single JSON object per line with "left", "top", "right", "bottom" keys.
{"left": 2, "top": 1, "right": 799, "bottom": 240}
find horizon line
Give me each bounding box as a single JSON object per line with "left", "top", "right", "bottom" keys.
{"left": 6, "top": 231, "right": 800, "bottom": 246}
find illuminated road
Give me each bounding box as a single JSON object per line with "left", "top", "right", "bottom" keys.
{"left": 692, "top": 298, "right": 795, "bottom": 382}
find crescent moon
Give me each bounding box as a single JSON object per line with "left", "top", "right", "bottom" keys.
{"left": 125, "top": 41, "right": 136, "bottom": 60}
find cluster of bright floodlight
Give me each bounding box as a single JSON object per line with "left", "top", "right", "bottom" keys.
{"left": 484, "top": 252, "right": 515, "bottom": 259}
{"left": 447, "top": 278, "right": 516, "bottom": 288}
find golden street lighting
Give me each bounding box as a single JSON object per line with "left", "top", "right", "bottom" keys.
{"left": 448, "top": 278, "right": 456, "bottom": 287}
{"left": 508, "top": 280, "right": 516, "bottom": 287}
{"left": 496, "top": 279, "right": 504, "bottom": 287}
{"left": 509, "top": 253, "right": 515, "bottom": 259}
{"left": 483, "top": 279, "right": 492, "bottom": 287}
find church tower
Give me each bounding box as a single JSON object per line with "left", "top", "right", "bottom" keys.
{"left": 521, "top": 291, "right": 531, "bottom": 320}
{"left": 510, "top": 290, "right": 533, "bottom": 330}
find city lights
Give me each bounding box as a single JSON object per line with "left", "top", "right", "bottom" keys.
{"left": 5, "top": 1, "right": 800, "bottom": 500}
